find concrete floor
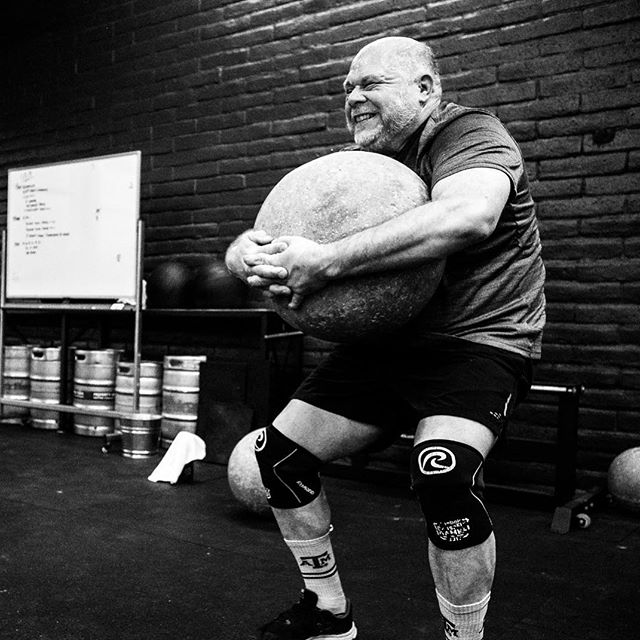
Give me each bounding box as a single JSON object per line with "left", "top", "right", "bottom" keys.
{"left": 1, "top": 423, "right": 638, "bottom": 640}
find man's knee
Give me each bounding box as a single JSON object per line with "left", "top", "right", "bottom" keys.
{"left": 410, "top": 439, "right": 493, "bottom": 550}
{"left": 254, "top": 425, "right": 323, "bottom": 509}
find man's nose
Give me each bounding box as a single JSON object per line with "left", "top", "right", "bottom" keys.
{"left": 346, "top": 86, "right": 366, "bottom": 106}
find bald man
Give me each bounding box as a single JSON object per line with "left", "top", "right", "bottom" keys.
{"left": 226, "top": 36, "right": 545, "bottom": 640}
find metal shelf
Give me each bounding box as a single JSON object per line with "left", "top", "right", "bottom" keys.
{"left": 0, "top": 397, "right": 160, "bottom": 420}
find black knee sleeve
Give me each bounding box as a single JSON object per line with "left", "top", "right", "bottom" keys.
{"left": 410, "top": 439, "right": 493, "bottom": 550}
{"left": 254, "top": 425, "right": 323, "bottom": 509}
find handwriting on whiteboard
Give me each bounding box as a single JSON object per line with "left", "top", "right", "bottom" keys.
{"left": 12, "top": 179, "right": 72, "bottom": 256}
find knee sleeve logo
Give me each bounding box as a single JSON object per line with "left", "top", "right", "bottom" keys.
{"left": 432, "top": 518, "right": 471, "bottom": 544}
{"left": 417, "top": 446, "right": 457, "bottom": 475}
{"left": 254, "top": 428, "right": 267, "bottom": 452}
{"left": 295, "top": 480, "right": 316, "bottom": 496}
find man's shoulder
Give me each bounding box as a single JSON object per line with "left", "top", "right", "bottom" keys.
{"left": 422, "top": 102, "right": 505, "bottom": 144}
{"left": 433, "top": 101, "right": 497, "bottom": 122}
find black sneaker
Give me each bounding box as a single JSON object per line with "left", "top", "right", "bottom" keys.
{"left": 259, "top": 589, "right": 358, "bottom": 640}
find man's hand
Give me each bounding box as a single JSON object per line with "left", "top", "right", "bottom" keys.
{"left": 243, "top": 236, "right": 334, "bottom": 309}
{"left": 225, "top": 229, "right": 288, "bottom": 283}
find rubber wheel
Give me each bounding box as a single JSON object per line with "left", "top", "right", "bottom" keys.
{"left": 576, "top": 513, "right": 592, "bottom": 529}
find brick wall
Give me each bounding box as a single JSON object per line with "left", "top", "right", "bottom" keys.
{"left": 0, "top": 0, "right": 639, "bottom": 486}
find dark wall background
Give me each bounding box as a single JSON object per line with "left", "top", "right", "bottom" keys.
{"left": 1, "top": 0, "right": 639, "bottom": 486}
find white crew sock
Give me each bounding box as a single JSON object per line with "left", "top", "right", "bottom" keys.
{"left": 436, "top": 590, "right": 491, "bottom": 640}
{"left": 283, "top": 525, "right": 347, "bottom": 614}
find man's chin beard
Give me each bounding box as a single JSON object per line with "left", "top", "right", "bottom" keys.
{"left": 354, "top": 128, "right": 383, "bottom": 150}
{"left": 355, "top": 132, "right": 397, "bottom": 154}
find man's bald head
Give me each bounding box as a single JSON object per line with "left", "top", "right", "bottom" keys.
{"left": 352, "top": 37, "right": 440, "bottom": 90}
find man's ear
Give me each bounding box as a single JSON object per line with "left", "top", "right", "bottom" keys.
{"left": 418, "top": 73, "right": 441, "bottom": 106}
{"left": 418, "top": 74, "right": 435, "bottom": 103}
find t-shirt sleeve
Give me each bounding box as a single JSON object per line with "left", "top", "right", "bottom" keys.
{"left": 428, "top": 113, "right": 523, "bottom": 194}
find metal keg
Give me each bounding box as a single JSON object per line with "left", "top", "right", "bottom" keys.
{"left": 29, "top": 346, "right": 62, "bottom": 430}
{"left": 120, "top": 416, "right": 162, "bottom": 459}
{"left": 115, "top": 361, "right": 162, "bottom": 430}
{"left": 73, "top": 349, "right": 120, "bottom": 437}
{"left": 161, "top": 355, "right": 206, "bottom": 447}
{"left": 2, "top": 345, "right": 31, "bottom": 423}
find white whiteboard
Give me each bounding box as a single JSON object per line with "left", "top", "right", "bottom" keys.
{"left": 6, "top": 151, "right": 141, "bottom": 300}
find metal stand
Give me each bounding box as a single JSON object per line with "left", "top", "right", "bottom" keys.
{"left": 530, "top": 384, "right": 605, "bottom": 533}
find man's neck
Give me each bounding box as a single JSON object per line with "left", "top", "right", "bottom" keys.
{"left": 393, "top": 99, "right": 442, "bottom": 161}
{"left": 394, "top": 97, "right": 442, "bottom": 154}
{"left": 418, "top": 96, "right": 443, "bottom": 129}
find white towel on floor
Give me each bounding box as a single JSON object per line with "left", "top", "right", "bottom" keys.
{"left": 147, "top": 431, "right": 206, "bottom": 484}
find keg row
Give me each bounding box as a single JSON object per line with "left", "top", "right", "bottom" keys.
{"left": 2, "top": 346, "right": 206, "bottom": 446}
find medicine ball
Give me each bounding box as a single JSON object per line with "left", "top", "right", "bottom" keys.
{"left": 188, "top": 260, "right": 248, "bottom": 309}
{"left": 146, "top": 261, "right": 192, "bottom": 309}
{"left": 608, "top": 447, "right": 640, "bottom": 513}
{"left": 227, "top": 429, "right": 271, "bottom": 517}
{"left": 253, "top": 150, "right": 445, "bottom": 342}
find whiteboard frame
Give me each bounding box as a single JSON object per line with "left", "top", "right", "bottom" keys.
{"left": 6, "top": 150, "right": 141, "bottom": 301}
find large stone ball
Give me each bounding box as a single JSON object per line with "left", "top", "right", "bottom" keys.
{"left": 146, "top": 261, "right": 192, "bottom": 309}
{"left": 608, "top": 447, "right": 640, "bottom": 513}
{"left": 188, "top": 260, "right": 248, "bottom": 309}
{"left": 253, "top": 151, "right": 444, "bottom": 342}
{"left": 227, "top": 429, "right": 271, "bottom": 517}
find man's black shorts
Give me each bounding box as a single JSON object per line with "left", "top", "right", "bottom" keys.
{"left": 292, "top": 334, "right": 534, "bottom": 439}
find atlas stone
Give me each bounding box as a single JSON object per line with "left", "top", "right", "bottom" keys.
{"left": 254, "top": 151, "right": 444, "bottom": 342}
{"left": 227, "top": 429, "right": 271, "bottom": 517}
{"left": 188, "top": 260, "right": 248, "bottom": 309}
{"left": 146, "top": 261, "right": 192, "bottom": 309}
{"left": 608, "top": 447, "right": 640, "bottom": 513}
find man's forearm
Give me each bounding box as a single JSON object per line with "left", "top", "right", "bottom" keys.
{"left": 323, "top": 199, "right": 480, "bottom": 280}
{"left": 324, "top": 168, "right": 508, "bottom": 281}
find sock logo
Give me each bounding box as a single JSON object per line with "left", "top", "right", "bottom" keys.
{"left": 418, "top": 446, "right": 457, "bottom": 475}
{"left": 442, "top": 615, "right": 459, "bottom": 638}
{"left": 254, "top": 429, "right": 267, "bottom": 452}
{"left": 299, "top": 551, "right": 332, "bottom": 569}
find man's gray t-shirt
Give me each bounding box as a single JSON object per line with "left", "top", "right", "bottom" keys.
{"left": 397, "top": 102, "right": 546, "bottom": 359}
